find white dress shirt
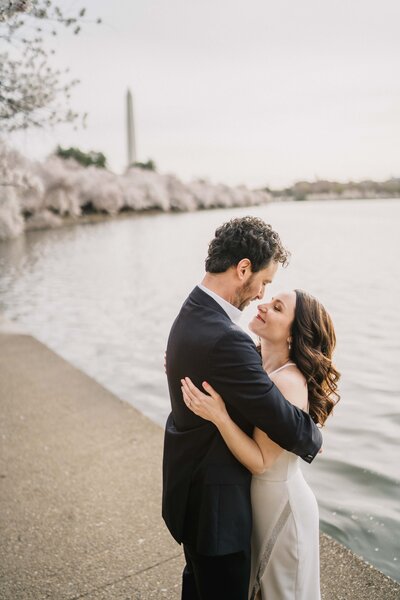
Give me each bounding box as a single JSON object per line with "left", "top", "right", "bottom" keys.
{"left": 198, "top": 284, "right": 242, "bottom": 323}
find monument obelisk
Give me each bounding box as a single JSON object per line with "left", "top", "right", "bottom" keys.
{"left": 126, "top": 89, "right": 136, "bottom": 168}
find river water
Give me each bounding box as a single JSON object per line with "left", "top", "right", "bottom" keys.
{"left": 0, "top": 199, "right": 399, "bottom": 582}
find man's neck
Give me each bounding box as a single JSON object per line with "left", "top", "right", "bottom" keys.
{"left": 201, "top": 273, "right": 236, "bottom": 306}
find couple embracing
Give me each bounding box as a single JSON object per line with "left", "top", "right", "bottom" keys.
{"left": 162, "top": 216, "right": 340, "bottom": 600}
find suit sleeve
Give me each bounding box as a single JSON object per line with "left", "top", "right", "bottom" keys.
{"left": 209, "top": 328, "right": 322, "bottom": 463}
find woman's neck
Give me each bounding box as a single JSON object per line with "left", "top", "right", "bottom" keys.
{"left": 260, "top": 338, "right": 291, "bottom": 375}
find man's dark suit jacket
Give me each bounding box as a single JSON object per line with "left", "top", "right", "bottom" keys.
{"left": 162, "top": 286, "right": 322, "bottom": 557}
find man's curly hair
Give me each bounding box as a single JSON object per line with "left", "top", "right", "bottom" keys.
{"left": 205, "top": 216, "right": 290, "bottom": 273}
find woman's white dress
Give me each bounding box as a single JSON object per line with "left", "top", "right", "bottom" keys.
{"left": 248, "top": 364, "right": 321, "bottom": 600}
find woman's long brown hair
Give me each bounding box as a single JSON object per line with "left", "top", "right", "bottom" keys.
{"left": 290, "top": 290, "right": 340, "bottom": 426}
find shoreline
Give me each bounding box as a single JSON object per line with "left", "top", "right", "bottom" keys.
{"left": 0, "top": 196, "right": 397, "bottom": 241}
{"left": 0, "top": 317, "right": 399, "bottom": 598}
{"left": 25, "top": 207, "right": 165, "bottom": 232}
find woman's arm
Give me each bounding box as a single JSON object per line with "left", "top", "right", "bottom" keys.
{"left": 181, "top": 377, "right": 268, "bottom": 475}
{"left": 181, "top": 371, "right": 308, "bottom": 475}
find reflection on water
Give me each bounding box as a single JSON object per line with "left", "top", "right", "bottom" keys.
{"left": 0, "top": 199, "right": 399, "bottom": 581}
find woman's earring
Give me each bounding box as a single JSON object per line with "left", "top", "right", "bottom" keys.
{"left": 288, "top": 339, "right": 292, "bottom": 351}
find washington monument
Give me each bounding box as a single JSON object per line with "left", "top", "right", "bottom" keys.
{"left": 126, "top": 89, "right": 136, "bottom": 167}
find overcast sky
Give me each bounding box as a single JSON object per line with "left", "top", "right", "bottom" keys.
{"left": 9, "top": 0, "right": 400, "bottom": 188}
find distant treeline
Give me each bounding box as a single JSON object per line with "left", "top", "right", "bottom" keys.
{"left": 0, "top": 142, "right": 271, "bottom": 241}
{"left": 267, "top": 178, "right": 400, "bottom": 201}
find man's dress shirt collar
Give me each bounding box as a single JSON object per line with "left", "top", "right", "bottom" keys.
{"left": 198, "top": 284, "right": 242, "bottom": 324}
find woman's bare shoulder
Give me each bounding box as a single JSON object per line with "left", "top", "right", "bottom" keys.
{"left": 270, "top": 366, "right": 308, "bottom": 411}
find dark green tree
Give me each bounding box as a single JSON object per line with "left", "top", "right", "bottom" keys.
{"left": 55, "top": 145, "right": 107, "bottom": 168}
{"left": 131, "top": 159, "right": 157, "bottom": 171}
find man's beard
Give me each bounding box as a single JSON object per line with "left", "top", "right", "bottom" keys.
{"left": 234, "top": 278, "right": 256, "bottom": 311}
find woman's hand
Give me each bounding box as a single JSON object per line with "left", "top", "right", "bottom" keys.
{"left": 181, "top": 377, "right": 228, "bottom": 426}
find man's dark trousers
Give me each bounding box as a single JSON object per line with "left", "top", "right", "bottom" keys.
{"left": 182, "top": 544, "right": 251, "bottom": 600}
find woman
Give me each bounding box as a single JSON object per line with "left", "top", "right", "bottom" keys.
{"left": 181, "top": 289, "right": 340, "bottom": 600}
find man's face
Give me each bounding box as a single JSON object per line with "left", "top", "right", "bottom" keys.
{"left": 234, "top": 261, "right": 279, "bottom": 310}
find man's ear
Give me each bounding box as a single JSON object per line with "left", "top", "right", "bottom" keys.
{"left": 236, "top": 258, "right": 252, "bottom": 281}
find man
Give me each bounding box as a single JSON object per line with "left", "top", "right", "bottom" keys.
{"left": 162, "top": 216, "right": 322, "bottom": 600}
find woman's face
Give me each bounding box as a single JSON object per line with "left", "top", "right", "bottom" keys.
{"left": 249, "top": 290, "right": 296, "bottom": 344}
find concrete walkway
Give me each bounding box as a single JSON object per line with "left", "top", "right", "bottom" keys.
{"left": 0, "top": 328, "right": 399, "bottom": 599}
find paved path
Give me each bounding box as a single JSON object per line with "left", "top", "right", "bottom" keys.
{"left": 0, "top": 328, "right": 399, "bottom": 599}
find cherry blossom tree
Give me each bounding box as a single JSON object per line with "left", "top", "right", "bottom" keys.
{"left": 0, "top": 139, "right": 272, "bottom": 241}
{"left": 0, "top": 0, "right": 101, "bottom": 132}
